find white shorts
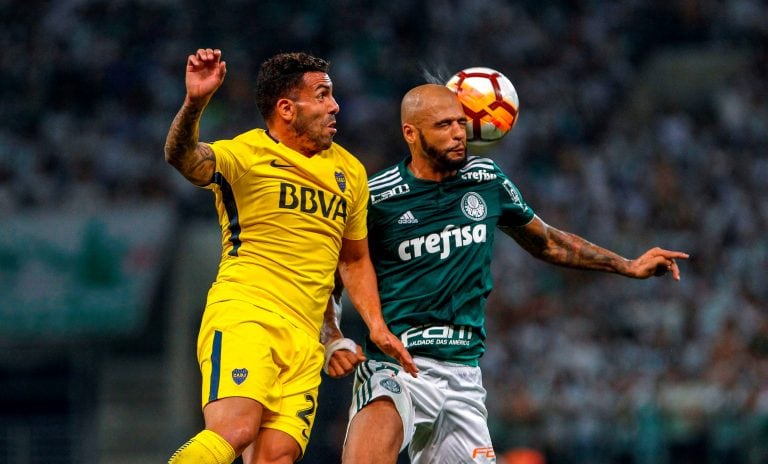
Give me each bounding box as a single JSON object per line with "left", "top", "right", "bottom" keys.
{"left": 346, "top": 357, "right": 497, "bottom": 463}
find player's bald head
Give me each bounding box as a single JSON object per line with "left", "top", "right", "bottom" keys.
{"left": 401, "top": 84, "right": 461, "bottom": 126}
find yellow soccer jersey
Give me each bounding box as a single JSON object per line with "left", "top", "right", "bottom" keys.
{"left": 203, "top": 128, "right": 368, "bottom": 336}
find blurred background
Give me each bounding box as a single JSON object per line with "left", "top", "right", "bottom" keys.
{"left": 0, "top": 0, "right": 766, "bottom": 463}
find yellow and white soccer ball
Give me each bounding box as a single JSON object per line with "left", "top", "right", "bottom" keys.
{"left": 446, "top": 67, "right": 520, "bottom": 146}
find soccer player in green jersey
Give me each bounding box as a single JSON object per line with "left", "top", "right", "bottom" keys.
{"left": 164, "top": 49, "right": 415, "bottom": 464}
{"left": 325, "top": 83, "right": 688, "bottom": 464}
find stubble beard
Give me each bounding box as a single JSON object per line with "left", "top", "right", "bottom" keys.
{"left": 294, "top": 110, "right": 334, "bottom": 152}
{"left": 418, "top": 130, "right": 466, "bottom": 173}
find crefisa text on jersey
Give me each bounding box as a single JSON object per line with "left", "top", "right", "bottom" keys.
{"left": 397, "top": 223, "right": 486, "bottom": 261}
{"left": 460, "top": 169, "right": 497, "bottom": 182}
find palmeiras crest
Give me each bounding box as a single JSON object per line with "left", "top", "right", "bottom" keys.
{"left": 379, "top": 377, "right": 402, "bottom": 394}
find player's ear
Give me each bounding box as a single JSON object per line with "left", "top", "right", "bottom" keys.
{"left": 402, "top": 123, "right": 417, "bottom": 144}
{"left": 275, "top": 98, "right": 295, "bottom": 122}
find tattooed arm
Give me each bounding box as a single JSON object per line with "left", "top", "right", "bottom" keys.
{"left": 503, "top": 215, "right": 689, "bottom": 280}
{"left": 164, "top": 48, "right": 227, "bottom": 186}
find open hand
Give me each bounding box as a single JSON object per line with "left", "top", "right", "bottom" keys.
{"left": 369, "top": 327, "right": 418, "bottom": 377}
{"left": 628, "top": 247, "right": 690, "bottom": 280}
{"left": 185, "top": 48, "right": 227, "bottom": 105}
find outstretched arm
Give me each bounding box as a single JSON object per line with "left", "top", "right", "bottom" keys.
{"left": 504, "top": 215, "right": 689, "bottom": 280}
{"left": 164, "top": 48, "right": 227, "bottom": 186}
{"left": 338, "top": 237, "right": 418, "bottom": 376}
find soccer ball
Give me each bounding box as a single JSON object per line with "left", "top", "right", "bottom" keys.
{"left": 446, "top": 67, "right": 519, "bottom": 146}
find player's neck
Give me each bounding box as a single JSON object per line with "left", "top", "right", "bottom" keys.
{"left": 408, "top": 157, "right": 455, "bottom": 182}
{"left": 265, "top": 127, "right": 320, "bottom": 158}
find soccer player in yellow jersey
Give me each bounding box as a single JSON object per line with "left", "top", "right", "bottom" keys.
{"left": 164, "top": 48, "right": 417, "bottom": 464}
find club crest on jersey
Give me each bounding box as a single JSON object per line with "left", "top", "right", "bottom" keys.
{"left": 379, "top": 377, "right": 402, "bottom": 394}
{"left": 232, "top": 368, "right": 248, "bottom": 385}
{"left": 335, "top": 170, "right": 347, "bottom": 192}
{"left": 461, "top": 192, "right": 487, "bottom": 221}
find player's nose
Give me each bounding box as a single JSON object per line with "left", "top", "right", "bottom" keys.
{"left": 328, "top": 96, "right": 340, "bottom": 114}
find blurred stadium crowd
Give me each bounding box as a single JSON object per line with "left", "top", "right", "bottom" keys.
{"left": 1, "top": 0, "right": 767, "bottom": 462}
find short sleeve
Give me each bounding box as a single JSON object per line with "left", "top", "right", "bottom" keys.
{"left": 342, "top": 159, "right": 369, "bottom": 240}
{"left": 495, "top": 163, "right": 535, "bottom": 228}
{"left": 206, "top": 139, "right": 253, "bottom": 188}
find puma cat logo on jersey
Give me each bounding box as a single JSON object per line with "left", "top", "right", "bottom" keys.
{"left": 397, "top": 224, "right": 486, "bottom": 261}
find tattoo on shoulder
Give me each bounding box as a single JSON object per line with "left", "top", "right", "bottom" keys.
{"left": 189, "top": 144, "right": 215, "bottom": 184}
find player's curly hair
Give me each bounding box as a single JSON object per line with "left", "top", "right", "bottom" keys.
{"left": 255, "top": 52, "right": 330, "bottom": 122}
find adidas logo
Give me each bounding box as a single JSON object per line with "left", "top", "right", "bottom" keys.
{"left": 398, "top": 211, "right": 419, "bottom": 224}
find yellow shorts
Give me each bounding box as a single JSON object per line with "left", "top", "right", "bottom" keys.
{"left": 196, "top": 299, "right": 323, "bottom": 453}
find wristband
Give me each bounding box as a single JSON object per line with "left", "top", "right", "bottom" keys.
{"left": 323, "top": 337, "right": 358, "bottom": 374}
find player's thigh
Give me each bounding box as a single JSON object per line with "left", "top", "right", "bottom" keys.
{"left": 347, "top": 360, "right": 418, "bottom": 452}
{"left": 411, "top": 366, "right": 494, "bottom": 463}
{"left": 416, "top": 406, "right": 495, "bottom": 463}
{"left": 259, "top": 323, "right": 324, "bottom": 458}
{"left": 344, "top": 397, "right": 403, "bottom": 463}
{"left": 196, "top": 300, "right": 286, "bottom": 413}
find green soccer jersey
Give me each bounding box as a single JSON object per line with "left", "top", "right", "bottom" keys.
{"left": 364, "top": 155, "right": 535, "bottom": 366}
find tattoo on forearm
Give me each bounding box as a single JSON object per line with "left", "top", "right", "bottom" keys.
{"left": 507, "top": 221, "right": 628, "bottom": 274}
{"left": 164, "top": 104, "right": 214, "bottom": 185}
{"left": 547, "top": 228, "right": 624, "bottom": 272}
{"left": 165, "top": 104, "right": 200, "bottom": 163}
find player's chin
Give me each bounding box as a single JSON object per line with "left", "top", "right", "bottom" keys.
{"left": 446, "top": 149, "right": 467, "bottom": 165}
{"left": 448, "top": 143, "right": 466, "bottom": 156}
{"left": 313, "top": 136, "right": 334, "bottom": 152}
